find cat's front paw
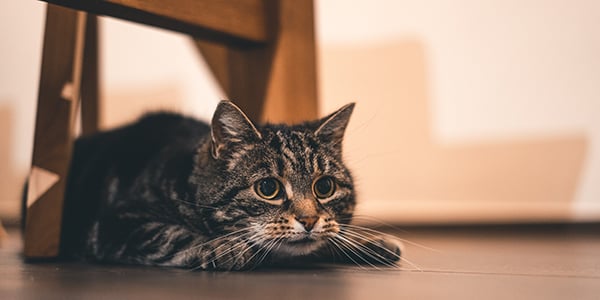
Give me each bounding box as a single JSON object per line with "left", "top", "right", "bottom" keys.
{"left": 332, "top": 233, "right": 403, "bottom": 266}
{"left": 365, "top": 236, "right": 403, "bottom": 264}
{"left": 189, "top": 240, "right": 259, "bottom": 271}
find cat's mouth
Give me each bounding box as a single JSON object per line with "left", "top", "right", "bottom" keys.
{"left": 286, "top": 236, "right": 317, "bottom": 245}
{"left": 271, "top": 233, "right": 328, "bottom": 256}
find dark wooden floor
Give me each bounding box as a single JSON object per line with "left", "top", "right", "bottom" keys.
{"left": 2, "top": 225, "right": 600, "bottom": 299}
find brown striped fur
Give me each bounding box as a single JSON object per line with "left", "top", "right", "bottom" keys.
{"left": 60, "top": 101, "right": 401, "bottom": 270}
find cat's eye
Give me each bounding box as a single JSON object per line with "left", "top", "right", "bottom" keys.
{"left": 313, "top": 176, "right": 336, "bottom": 199}
{"left": 255, "top": 178, "right": 283, "bottom": 200}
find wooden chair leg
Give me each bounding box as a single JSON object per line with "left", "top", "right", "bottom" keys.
{"left": 25, "top": 4, "right": 88, "bottom": 258}
{"left": 195, "top": 0, "right": 318, "bottom": 124}
{"left": 195, "top": 41, "right": 272, "bottom": 122}
{"left": 81, "top": 14, "right": 100, "bottom": 136}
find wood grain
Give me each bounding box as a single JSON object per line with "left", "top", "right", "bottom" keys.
{"left": 5, "top": 227, "right": 600, "bottom": 299}
{"left": 44, "top": 0, "right": 270, "bottom": 46}
{"left": 25, "top": 5, "right": 86, "bottom": 258}
{"left": 196, "top": 0, "right": 318, "bottom": 124}
{"left": 261, "top": 0, "right": 319, "bottom": 124}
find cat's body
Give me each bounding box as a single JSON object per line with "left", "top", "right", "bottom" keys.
{"left": 60, "top": 101, "right": 400, "bottom": 270}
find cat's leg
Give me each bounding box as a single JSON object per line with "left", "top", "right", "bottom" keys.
{"left": 165, "top": 229, "right": 261, "bottom": 271}
{"left": 360, "top": 235, "right": 403, "bottom": 264}
{"left": 176, "top": 237, "right": 259, "bottom": 271}
{"left": 91, "top": 221, "right": 259, "bottom": 271}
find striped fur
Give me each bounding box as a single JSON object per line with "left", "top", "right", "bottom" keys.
{"left": 60, "top": 101, "right": 400, "bottom": 270}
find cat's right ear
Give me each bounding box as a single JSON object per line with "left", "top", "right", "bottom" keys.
{"left": 314, "top": 102, "right": 355, "bottom": 144}
{"left": 211, "top": 100, "right": 262, "bottom": 159}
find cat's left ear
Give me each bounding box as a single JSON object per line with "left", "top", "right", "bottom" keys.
{"left": 314, "top": 103, "right": 355, "bottom": 144}
{"left": 211, "top": 100, "right": 262, "bottom": 159}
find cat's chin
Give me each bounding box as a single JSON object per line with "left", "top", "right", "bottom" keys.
{"left": 272, "top": 238, "right": 326, "bottom": 257}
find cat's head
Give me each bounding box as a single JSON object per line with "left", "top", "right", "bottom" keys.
{"left": 194, "top": 100, "right": 355, "bottom": 257}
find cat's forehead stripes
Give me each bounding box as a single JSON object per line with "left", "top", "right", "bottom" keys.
{"left": 275, "top": 131, "right": 297, "bottom": 175}
{"left": 265, "top": 129, "right": 326, "bottom": 176}
{"left": 277, "top": 131, "right": 299, "bottom": 167}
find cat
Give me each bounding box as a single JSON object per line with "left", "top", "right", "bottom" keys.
{"left": 59, "top": 100, "right": 401, "bottom": 270}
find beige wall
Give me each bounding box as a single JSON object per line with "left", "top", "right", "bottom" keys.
{"left": 317, "top": 0, "right": 600, "bottom": 223}
{"left": 0, "top": 0, "right": 44, "bottom": 222}
{"left": 1, "top": 0, "right": 599, "bottom": 224}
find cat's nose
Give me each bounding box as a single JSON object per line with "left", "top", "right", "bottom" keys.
{"left": 296, "top": 215, "right": 319, "bottom": 232}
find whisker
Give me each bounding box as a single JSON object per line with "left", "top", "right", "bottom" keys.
{"left": 186, "top": 233, "right": 256, "bottom": 271}
{"left": 195, "top": 239, "right": 249, "bottom": 271}
{"left": 231, "top": 239, "right": 263, "bottom": 269}
{"left": 180, "top": 227, "right": 254, "bottom": 256}
{"left": 236, "top": 234, "right": 273, "bottom": 270}
{"left": 210, "top": 232, "right": 257, "bottom": 259}
{"left": 245, "top": 240, "right": 272, "bottom": 270}
{"left": 339, "top": 223, "right": 441, "bottom": 253}
{"left": 327, "top": 238, "right": 367, "bottom": 270}
{"left": 249, "top": 237, "right": 282, "bottom": 270}
{"left": 335, "top": 235, "right": 393, "bottom": 270}
{"left": 340, "top": 215, "right": 412, "bottom": 233}
{"left": 339, "top": 229, "right": 402, "bottom": 257}
{"left": 169, "top": 227, "right": 257, "bottom": 268}
{"left": 325, "top": 239, "right": 344, "bottom": 261}
{"left": 209, "top": 231, "right": 263, "bottom": 270}
{"left": 338, "top": 230, "right": 423, "bottom": 271}
{"left": 332, "top": 236, "right": 379, "bottom": 269}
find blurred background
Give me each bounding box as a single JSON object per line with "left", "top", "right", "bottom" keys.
{"left": 1, "top": 0, "right": 599, "bottom": 225}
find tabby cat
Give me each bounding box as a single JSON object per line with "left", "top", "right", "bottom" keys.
{"left": 60, "top": 101, "right": 401, "bottom": 270}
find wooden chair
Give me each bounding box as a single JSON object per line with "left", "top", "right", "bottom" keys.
{"left": 25, "top": 0, "right": 318, "bottom": 258}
